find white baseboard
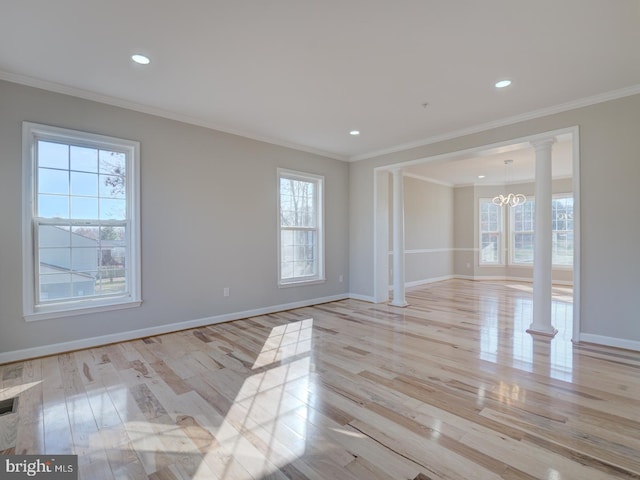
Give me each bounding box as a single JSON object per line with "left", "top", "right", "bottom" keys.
{"left": 0, "top": 293, "right": 349, "bottom": 364}
{"left": 348, "top": 293, "right": 377, "bottom": 303}
{"left": 453, "top": 275, "right": 475, "bottom": 281}
{"left": 578, "top": 334, "right": 640, "bottom": 352}
{"left": 453, "top": 275, "right": 573, "bottom": 286}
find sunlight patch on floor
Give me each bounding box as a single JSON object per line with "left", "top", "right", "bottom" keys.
{"left": 198, "top": 320, "right": 313, "bottom": 479}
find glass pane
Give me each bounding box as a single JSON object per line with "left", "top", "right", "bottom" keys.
{"left": 39, "top": 273, "right": 72, "bottom": 301}
{"left": 39, "top": 248, "right": 71, "bottom": 271}
{"left": 72, "top": 272, "right": 98, "bottom": 297}
{"left": 100, "top": 246, "right": 126, "bottom": 268}
{"left": 100, "top": 198, "right": 126, "bottom": 220}
{"left": 71, "top": 172, "right": 98, "bottom": 196}
{"left": 293, "top": 261, "right": 313, "bottom": 277}
{"left": 38, "top": 168, "right": 69, "bottom": 195}
{"left": 100, "top": 174, "right": 126, "bottom": 198}
{"left": 70, "top": 146, "right": 98, "bottom": 173}
{"left": 71, "top": 196, "right": 99, "bottom": 219}
{"left": 38, "top": 141, "right": 68, "bottom": 169}
{"left": 98, "top": 225, "right": 125, "bottom": 242}
{"left": 71, "top": 247, "right": 99, "bottom": 271}
{"left": 71, "top": 226, "right": 100, "bottom": 244}
{"left": 281, "top": 230, "right": 293, "bottom": 247}
{"left": 38, "top": 194, "right": 69, "bottom": 219}
{"left": 99, "top": 150, "right": 126, "bottom": 176}
{"left": 39, "top": 225, "right": 70, "bottom": 248}
{"left": 98, "top": 264, "right": 126, "bottom": 295}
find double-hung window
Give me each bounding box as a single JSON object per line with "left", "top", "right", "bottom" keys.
{"left": 277, "top": 169, "right": 324, "bottom": 286}
{"left": 479, "top": 199, "right": 503, "bottom": 265}
{"left": 23, "top": 122, "right": 141, "bottom": 320}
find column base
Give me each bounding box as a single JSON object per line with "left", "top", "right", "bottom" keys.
{"left": 526, "top": 327, "right": 558, "bottom": 338}
{"left": 389, "top": 301, "right": 408, "bottom": 308}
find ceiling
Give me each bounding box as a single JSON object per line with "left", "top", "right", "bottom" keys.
{"left": 1, "top": 1, "right": 639, "bottom": 161}
{"left": 404, "top": 135, "right": 573, "bottom": 186}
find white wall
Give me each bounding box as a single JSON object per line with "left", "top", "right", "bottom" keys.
{"left": 389, "top": 175, "right": 455, "bottom": 286}
{"left": 350, "top": 94, "right": 640, "bottom": 347}
{"left": 0, "top": 80, "right": 350, "bottom": 360}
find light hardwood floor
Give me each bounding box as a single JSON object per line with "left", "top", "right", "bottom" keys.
{"left": 1, "top": 279, "right": 640, "bottom": 479}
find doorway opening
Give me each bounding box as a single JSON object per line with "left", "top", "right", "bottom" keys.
{"left": 373, "top": 127, "right": 580, "bottom": 342}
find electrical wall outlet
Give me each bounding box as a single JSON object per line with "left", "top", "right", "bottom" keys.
{"left": 223, "top": 287, "right": 230, "bottom": 297}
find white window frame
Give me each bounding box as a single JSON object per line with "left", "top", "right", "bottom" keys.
{"left": 22, "top": 122, "right": 142, "bottom": 321}
{"left": 478, "top": 198, "right": 504, "bottom": 265}
{"left": 277, "top": 168, "right": 325, "bottom": 287}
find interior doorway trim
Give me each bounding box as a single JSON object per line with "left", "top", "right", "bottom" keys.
{"left": 373, "top": 126, "right": 581, "bottom": 343}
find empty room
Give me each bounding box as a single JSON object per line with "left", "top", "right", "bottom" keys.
{"left": 1, "top": 1, "right": 640, "bottom": 479}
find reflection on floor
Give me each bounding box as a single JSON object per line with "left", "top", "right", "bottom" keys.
{"left": 1, "top": 279, "right": 640, "bottom": 479}
{"left": 478, "top": 282, "right": 574, "bottom": 381}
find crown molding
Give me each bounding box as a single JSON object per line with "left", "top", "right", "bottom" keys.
{"left": 349, "top": 84, "right": 640, "bottom": 162}
{"left": 4, "top": 69, "right": 639, "bottom": 165}
{"left": 0, "top": 70, "right": 347, "bottom": 162}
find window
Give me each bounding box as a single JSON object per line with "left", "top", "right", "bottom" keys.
{"left": 23, "top": 122, "right": 141, "bottom": 320}
{"left": 510, "top": 194, "right": 574, "bottom": 267}
{"left": 479, "top": 199, "right": 503, "bottom": 264}
{"left": 277, "top": 169, "right": 324, "bottom": 286}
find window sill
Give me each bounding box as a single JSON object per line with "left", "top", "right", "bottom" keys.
{"left": 24, "top": 299, "right": 142, "bottom": 322}
{"left": 278, "top": 278, "right": 326, "bottom": 289}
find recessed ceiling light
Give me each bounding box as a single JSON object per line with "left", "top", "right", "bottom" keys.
{"left": 495, "top": 79, "right": 511, "bottom": 88}
{"left": 349, "top": 130, "right": 360, "bottom": 136}
{"left": 478, "top": 175, "right": 486, "bottom": 179}
{"left": 131, "top": 54, "right": 150, "bottom": 65}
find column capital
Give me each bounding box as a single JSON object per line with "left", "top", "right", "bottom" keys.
{"left": 530, "top": 137, "right": 556, "bottom": 151}
{"left": 389, "top": 166, "right": 404, "bottom": 175}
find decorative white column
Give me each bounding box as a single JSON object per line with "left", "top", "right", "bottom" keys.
{"left": 527, "top": 137, "right": 557, "bottom": 337}
{"left": 390, "top": 168, "right": 408, "bottom": 307}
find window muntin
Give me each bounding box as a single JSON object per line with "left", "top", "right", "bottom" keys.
{"left": 23, "top": 123, "right": 141, "bottom": 319}
{"left": 479, "top": 200, "right": 503, "bottom": 265}
{"left": 278, "top": 169, "right": 324, "bottom": 285}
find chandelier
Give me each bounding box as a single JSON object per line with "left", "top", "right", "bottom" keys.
{"left": 492, "top": 159, "right": 526, "bottom": 207}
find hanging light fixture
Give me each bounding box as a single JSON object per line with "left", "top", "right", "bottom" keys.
{"left": 492, "top": 159, "right": 526, "bottom": 207}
